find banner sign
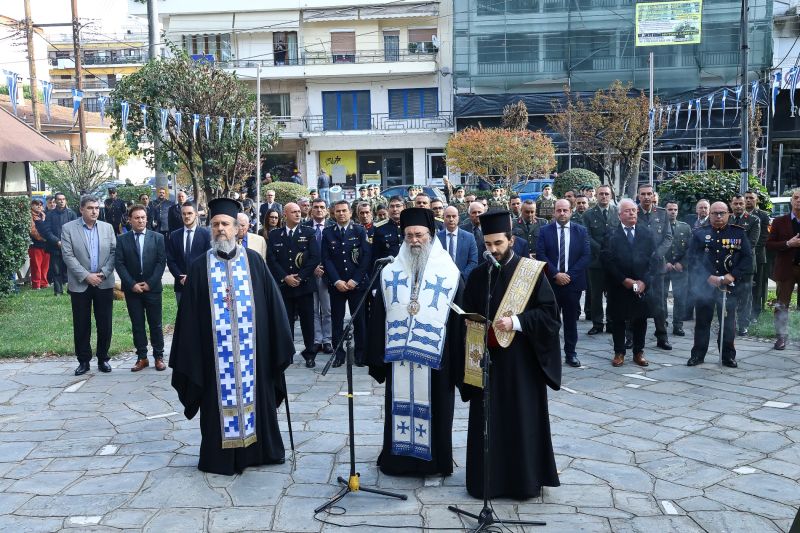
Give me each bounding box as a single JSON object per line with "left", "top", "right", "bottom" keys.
{"left": 635, "top": 0, "right": 702, "bottom": 47}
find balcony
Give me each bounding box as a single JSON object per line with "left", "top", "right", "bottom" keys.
{"left": 49, "top": 55, "right": 146, "bottom": 67}
{"left": 220, "top": 48, "right": 437, "bottom": 69}
{"left": 51, "top": 80, "right": 110, "bottom": 91}
{"left": 304, "top": 112, "right": 453, "bottom": 134}
{"left": 477, "top": 59, "right": 567, "bottom": 75}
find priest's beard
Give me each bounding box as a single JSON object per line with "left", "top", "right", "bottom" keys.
{"left": 212, "top": 235, "right": 237, "bottom": 256}
{"left": 492, "top": 244, "right": 513, "bottom": 264}
{"left": 408, "top": 240, "right": 433, "bottom": 281}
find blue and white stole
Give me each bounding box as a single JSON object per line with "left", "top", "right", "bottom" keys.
{"left": 207, "top": 247, "right": 258, "bottom": 449}
{"left": 381, "top": 239, "right": 459, "bottom": 461}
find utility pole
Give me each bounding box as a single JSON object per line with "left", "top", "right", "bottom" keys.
{"left": 23, "top": 0, "right": 41, "bottom": 131}
{"left": 648, "top": 51, "right": 654, "bottom": 186}
{"left": 739, "top": 0, "right": 749, "bottom": 193}
{"left": 256, "top": 65, "right": 262, "bottom": 229}
{"left": 147, "top": 0, "right": 167, "bottom": 189}
{"left": 70, "top": 0, "right": 86, "bottom": 151}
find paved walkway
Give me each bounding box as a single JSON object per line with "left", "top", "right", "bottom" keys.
{"left": 1, "top": 321, "right": 798, "bottom": 532}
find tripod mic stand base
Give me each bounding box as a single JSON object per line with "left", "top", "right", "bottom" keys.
{"left": 313, "top": 473, "right": 408, "bottom": 514}
{"left": 448, "top": 504, "right": 546, "bottom": 531}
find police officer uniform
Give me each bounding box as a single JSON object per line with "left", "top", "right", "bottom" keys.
{"left": 665, "top": 218, "right": 691, "bottom": 336}
{"left": 372, "top": 217, "right": 403, "bottom": 263}
{"left": 637, "top": 205, "right": 673, "bottom": 349}
{"left": 321, "top": 222, "right": 372, "bottom": 366}
{"left": 729, "top": 211, "right": 760, "bottom": 334}
{"left": 267, "top": 224, "right": 321, "bottom": 367}
{"left": 686, "top": 222, "right": 753, "bottom": 367}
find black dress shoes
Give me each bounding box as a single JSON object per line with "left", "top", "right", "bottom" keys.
{"left": 323, "top": 343, "right": 334, "bottom": 354}
{"left": 656, "top": 339, "right": 673, "bottom": 350}
{"left": 565, "top": 355, "right": 581, "bottom": 368}
{"left": 98, "top": 360, "right": 112, "bottom": 373}
{"left": 722, "top": 359, "right": 738, "bottom": 368}
{"left": 774, "top": 336, "right": 787, "bottom": 350}
{"left": 686, "top": 356, "right": 704, "bottom": 366}
{"left": 587, "top": 326, "right": 603, "bottom": 335}
{"left": 332, "top": 357, "right": 344, "bottom": 368}
{"left": 312, "top": 343, "right": 323, "bottom": 353}
{"left": 305, "top": 358, "right": 316, "bottom": 368}
{"left": 673, "top": 328, "right": 685, "bottom": 336}
{"left": 74, "top": 362, "right": 90, "bottom": 376}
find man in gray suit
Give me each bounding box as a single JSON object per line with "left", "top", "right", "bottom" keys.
{"left": 61, "top": 195, "right": 117, "bottom": 376}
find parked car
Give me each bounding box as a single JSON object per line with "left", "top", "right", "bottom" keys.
{"left": 512, "top": 178, "right": 555, "bottom": 202}
{"left": 380, "top": 185, "right": 447, "bottom": 203}
{"left": 770, "top": 196, "right": 791, "bottom": 222}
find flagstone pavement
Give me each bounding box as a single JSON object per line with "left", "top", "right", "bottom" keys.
{"left": 1, "top": 320, "right": 799, "bottom": 532}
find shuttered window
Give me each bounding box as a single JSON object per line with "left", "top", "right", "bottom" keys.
{"left": 388, "top": 88, "right": 438, "bottom": 119}
{"left": 331, "top": 31, "right": 355, "bottom": 63}
{"left": 408, "top": 28, "right": 435, "bottom": 43}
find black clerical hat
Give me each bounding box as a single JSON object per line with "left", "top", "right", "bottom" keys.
{"left": 208, "top": 197, "right": 241, "bottom": 220}
{"left": 400, "top": 207, "right": 435, "bottom": 236}
{"left": 479, "top": 210, "right": 512, "bottom": 235}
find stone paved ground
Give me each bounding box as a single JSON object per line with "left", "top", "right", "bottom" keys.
{"left": 1, "top": 320, "right": 799, "bottom": 532}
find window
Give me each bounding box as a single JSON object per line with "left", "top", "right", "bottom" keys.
{"left": 260, "top": 93, "right": 290, "bottom": 117}
{"left": 477, "top": 35, "right": 507, "bottom": 65}
{"left": 273, "top": 32, "right": 298, "bottom": 65}
{"left": 331, "top": 31, "right": 355, "bottom": 63}
{"left": 322, "top": 91, "right": 371, "bottom": 130}
{"left": 181, "top": 33, "right": 231, "bottom": 62}
{"left": 384, "top": 31, "right": 400, "bottom": 61}
{"left": 408, "top": 28, "right": 437, "bottom": 54}
{"left": 388, "top": 88, "right": 438, "bottom": 119}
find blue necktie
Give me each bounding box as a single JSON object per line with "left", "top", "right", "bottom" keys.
{"left": 316, "top": 223, "right": 323, "bottom": 244}
{"left": 626, "top": 226, "right": 634, "bottom": 245}
{"left": 448, "top": 233, "right": 456, "bottom": 260}
{"left": 558, "top": 225, "right": 566, "bottom": 272}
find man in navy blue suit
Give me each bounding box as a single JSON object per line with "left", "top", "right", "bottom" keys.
{"left": 438, "top": 206, "right": 479, "bottom": 281}
{"left": 536, "top": 199, "right": 591, "bottom": 367}
{"left": 321, "top": 200, "right": 372, "bottom": 367}
{"left": 166, "top": 202, "right": 211, "bottom": 304}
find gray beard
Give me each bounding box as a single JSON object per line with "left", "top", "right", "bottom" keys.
{"left": 212, "top": 237, "right": 237, "bottom": 255}
{"left": 408, "top": 241, "right": 433, "bottom": 281}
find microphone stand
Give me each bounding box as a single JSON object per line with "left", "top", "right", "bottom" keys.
{"left": 449, "top": 258, "right": 546, "bottom": 531}
{"left": 315, "top": 259, "right": 407, "bottom": 514}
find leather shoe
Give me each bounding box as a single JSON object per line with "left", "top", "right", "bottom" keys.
{"left": 75, "top": 362, "right": 90, "bottom": 376}
{"left": 774, "top": 336, "right": 787, "bottom": 351}
{"left": 312, "top": 343, "right": 323, "bottom": 353}
{"left": 131, "top": 359, "right": 149, "bottom": 372}
{"left": 612, "top": 353, "right": 624, "bottom": 367}
{"left": 587, "top": 326, "right": 603, "bottom": 335}
{"left": 673, "top": 327, "right": 685, "bottom": 336}
{"left": 565, "top": 355, "right": 581, "bottom": 367}
{"left": 98, "top": 360, "right": 112, "bottom": 373}
{"left": 656, "top": 339, "right": 672, "bottom": 350}
{"left": 737, "top": 327, "right": 749, "bottom": 336}
{"left": 305, "top": 358, "right": 316, "bottom": 368}
{"left": 722, "top": 359, "right": 738, "bottom": 368}
{"left": 686, "top": 356, "right": 704, "bottom": 366}
{"left": 323, "top": 343, "right": 334, "bottom": 354}
{"left": 633, "top": 351, "right": 649, "bottom": 367}
{"left": 154, "top": 358, "right": 166, "bottom": 371}
{"left": 625, "top": 338, "right": 633, "bottom": 349}
{"left": 332, "top": 357, "right": 344, "bottom": 368}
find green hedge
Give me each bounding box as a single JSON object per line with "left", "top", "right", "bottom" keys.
{"left": 554, "top": 169, "right": 601, "bottom": 198}
{"left": 0, "top": 196, "right": 32, "bottom": 296}
{"left": 658, "top": 171, "right": 771, "bottom": 217}
{"left": 116, "top": 185, "right": 152, "bottom": 204}
{"left": 263, "top": 182, "right": 309, "bottom": 206}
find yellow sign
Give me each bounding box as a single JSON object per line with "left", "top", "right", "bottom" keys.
{"left": 320, "top": 150, "right": 357, "bottom": 184}
{"left": 635, "top": 0, "right": 702, "bottom": 47}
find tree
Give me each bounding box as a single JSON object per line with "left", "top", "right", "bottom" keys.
{"left": 106, "top": 136, "right": 131, "bottom": 181}
{"left": 502, "top": 100, "right": 529, "bottom": 131}
{"left": 106, "top": 44, "right": 279, "bottom": 201}
{"left": 548, "top": 81, "right": 664, "bottom": 198}
{"left": 34, "top": 149, "right": 113, "bottom": 207}
{"left": 445, "top": 127, "right": 556, "bottom": 186}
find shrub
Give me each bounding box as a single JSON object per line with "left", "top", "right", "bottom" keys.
{"left": 263, "top": 182, "right": 309, "bottom": 206}
{"left": 658, "top": 171, "right": 771, "bottom": 217}
{"left": 116, "top": 185, "right": 153, "bottom": 204}
{"left": 554, "top": 169, "right": 601, "bottom": 198}
{"left": 0, "top": 196, "right": 32, "bottom": 296}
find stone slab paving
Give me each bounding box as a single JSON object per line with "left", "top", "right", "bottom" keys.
{"left": 1, "top": 320, "right": 799, "bottom": 532}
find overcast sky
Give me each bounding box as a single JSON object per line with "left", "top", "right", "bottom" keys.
{"left": 1, "top": 0, "right": 141, "bottom": 35}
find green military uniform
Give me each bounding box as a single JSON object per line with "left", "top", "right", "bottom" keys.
{"left": 666, "top": 219, "right": 692, "bottom": 335}
{"left": 451, "top": 197, "right": 469, "bottom": 218}
{"left": 637, "top": 206, "right": 673, "bottom": 345}
{"left": 583, "top": 204, "right": 620, "bottom": 333}
{"left": 747, "top": 207, "right": 770, "bottom": 319}
{"left": 536, "top": 195, "right": 556, "bottom": 222}
{"left": 512, "top": 216, "right": 546, "bottom": 259}
{"left": 729, "top": 211, "right": 760, "bottom": 333}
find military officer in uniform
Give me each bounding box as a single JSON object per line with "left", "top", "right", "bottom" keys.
{"left": 356, "top": 202, "right": 376, "bottom": 243}
{"left": 451, "top": 185, "right": 469, "bottom": 219}
{"left": 487, "top": 185, "right": 508, "bottom": 211}
{"left": 664, "top": 201, "right": 692, "bottom": 336}
{"left": 730, "top": 194, "right": 760, "bottom": 335}
{"left": 372, "top": 195, "right": 404, "bottom": 263}
{"left": 686, "top": 201, "right": 753, "bottom": 368}
{"left": 322, "top": 200, "right": 372, "bottom": 367}
{"left": 368, "top": 184, "right": 386, "bottom": 214}
{"left": 536, "top": 184, "right": 557, "bottom": 222}
{"left": 404, "top": 185, "right": 420, "bottom": 209}
{"left": 267, "top": 202, "right": 321, "bottom": 368}
{"left": 744, "top": 190, "right": 770, "bottom": 321}
{"left": 513, "top": 200, "right": 546, "bottom": 258}
{"left": 583, "top": 185, "right": 619, "bottom": 334}
{"left": 352, "top": 185, "right": 370, "bottom": 213}
{"left": 636, "top": 184, "right": 673, "bottom": 350}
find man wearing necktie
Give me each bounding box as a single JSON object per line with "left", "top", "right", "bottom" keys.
{"left": 729, "top": 194, "right": 760, "bottom": 335}
{"left": 303, "top": 199, "right": 335, "bottom": 354}
{"left": 167, "top": 202, "right": 211, "bottom": 305}
{"left": 115, "top": 205, "right": 167, "bottom": 372}
{"left": 437, "top": 206, "right": 479, "bottom": 281}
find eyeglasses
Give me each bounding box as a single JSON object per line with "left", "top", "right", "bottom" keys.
{"left": 710, "top": 211, "right": 728, "bottom": 217}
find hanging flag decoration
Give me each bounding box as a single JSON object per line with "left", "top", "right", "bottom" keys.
{"left": 71, "top": 88, "right": 84, "bottom": 119}
{"left": 230, "top": 116, "right": 236, "bottom": 138}
{"left": 5, "top": 71, "right": 19, "bottom": 115}
{"left": 239, "top": 116, "right": 245, "bottom": 139}
{"left": 140, "top": 104, "right": 148, "bottom": 130}
{"left": 733, "top": 86, "right": 743, "bottom": 124}
{"left": 789, "top": 67, "right": 800, "bottom": 117}
{"left": 40, "top": 80, "right": 53, "bottom": 120}
{"left": 666, "top": 105, "right": 672, "bottom": 130}
{"left": 192, "top": 113, "right": 200, "bottom": 140}
{"left": 160, "top": 107, "right": 168, "bottom": 137}
{"left": 97, "top": 95, "right": 107, "bottom": 126}
{"left": 685, "top": 100, "right": 693, "bottom": 131}
{"left": 217, "top": 116, "right": 224, "bottom": 141}
{"left": 721, "top": 89, "right": 728, "bottom": 126}
{"left": 772, "top": 70, "right": 782, "bottom": 116}
{"left": 694, "top": 98, "right": 701, "bottom": 130}
{"left": 707, "top": 93, "right": 714, "bottom": 129}
{"left": 120, "top": 100, "right": 130, "bottom": 131}
{"left": 648, "top": 108, "right": 655, "bottom": 132}
{"left": 249, "top": 117, "right": 256, "bottom": 134}
{"left": 750, "top": 80, "right": 759, "bottom": 117}
{"left": 658, "top": 106, "right": 664, "bottom": 129}
{"left": 174, "top": 111, "right": 182, "bottom": 133}
{"left": 204, "top": 115, "right": 211, "bottom": 140}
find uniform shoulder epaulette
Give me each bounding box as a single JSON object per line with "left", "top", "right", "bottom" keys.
{"left": 729, "top": 223, "right": 745, "bottom": 229}
{"left": 434, "top": 216, "right": 444, "bottom": 222}
{"left": 374, "top": 219, "right": 390, "bottom": 227}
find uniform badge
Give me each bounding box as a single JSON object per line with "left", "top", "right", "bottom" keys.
{"left": 705, "top": 235, "right": 711, "bottom": 240}
{"left": 352, "top": 248, "right": 360, "bottom": 264}
{"left": 295, "top": 252, "right": 305, "bottom": 268}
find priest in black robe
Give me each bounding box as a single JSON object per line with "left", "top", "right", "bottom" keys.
{"left": 367, "top": 208, "right": 464, "bottom": 477}
{"left": 458, "top": 210, "right": 562, "bottom": 500}
{"left": 170, "top": 198, "right": 295, "bottom": 475}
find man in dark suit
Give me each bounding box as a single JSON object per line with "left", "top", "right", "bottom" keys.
{"left": 167, "top": 190, "right": 188, "bottom": 234}
{"left": 438, "top": 206, "right": 479, "bottom": 281}
{"left": 104, "top": 187, "right": 128, "bottom": 235}
{"left": 167, "top": 201, "right": 211, "bottom": 304}
{"left": 303, "top": 199, "right": 336, "bottom": 354}
{"left": 42, "top": 192, "right": 77, "bottom": 295}
{"left": 259, "top": 189, "right": 283, "bottom": 222}
{"left": 267, "top": 202, "right": 321, "bottom": 368}
{"left": 766, "top": 188, "right": 800, "bottom": 350}
{"left": 602, "top": 199, "right": 658, "bottom": 367}
{"left": 582, "top": 185, "right": 619, "bottom": 334}
{"left": 636, "top": 184, "right": 673, "bottom": 350}
{"left": 460, "top": 201, "right": 486, "bottom": 255}
{"left": 537, "top": 199, "right": 591, "bottom": 367}
{"left": 116, "top": 205, "right": 167, "bottom": 371}
{"left": 321, "top": 200, "right": 372, "bottom": 367}
{"left": 683, "top": 199, "right": 710, "bottom": 229}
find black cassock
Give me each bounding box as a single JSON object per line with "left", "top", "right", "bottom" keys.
{"left": 169, "top": 248, "right": 295, "bottom": 475}
{"left": 366, "top": 283, "right": 464, "bottom": 476}
{"left": 458, "top": 253, "right": 562, "bottom": 500}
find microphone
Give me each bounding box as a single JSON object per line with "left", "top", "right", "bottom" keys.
{"left": 373, "top": 256, "right": 395, "bottom": 266}
{"left": 483, "top": 250, "right": 501, "bottom": 269}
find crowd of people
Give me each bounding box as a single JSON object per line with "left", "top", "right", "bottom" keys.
{"left": 22, "top": 179, "right": 800, "bottom": 500}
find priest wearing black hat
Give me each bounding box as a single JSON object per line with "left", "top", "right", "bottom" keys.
{"left": 366, "top": 208, "right": 464, "bottom": 477}
{"left": 169, "top": 197, "right": 296, "bottom": 475}
{"left": 457, "top": 210, "right": 562, "bottom": 500}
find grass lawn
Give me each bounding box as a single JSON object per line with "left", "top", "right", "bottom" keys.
{"left": 748, "top": 289, "right": 800, "bottom": 339}
{"left": 0, "top": 287, "right": 178, "bottom": 358}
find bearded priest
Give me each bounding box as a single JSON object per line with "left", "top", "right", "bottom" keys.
{"left": 367, "top": 207, "right": 464, "bottom": 477}
{"left": 169, "top": 198, "right": 296, "bottom": 475}
{"left": 459, "top": 210, "right": 562, "bottom": 500}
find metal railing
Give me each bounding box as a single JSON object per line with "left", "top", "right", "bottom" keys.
{"left": 305, "top": 112, "right": 453, "bottom": 132}
{"left": 219, "top": 48, "right": 437, "bottom": 69}
{"left": 52, "top": 80, "right": 110, "bottom": 90}
{"left": 48, "top": 55, "right": 146, "bottom": 67}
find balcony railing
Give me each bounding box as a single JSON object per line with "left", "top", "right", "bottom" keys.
{"left": 52, "top": 80, "right": 110, "bottom": 90}
{"left": 305, "top": 112, "right": 453, "bottom": 133}
{"left": 49, "top": 55, "right": 145, "bottom": 67}
{"left": 219, "top": 48, "right": 437, "bottom": 69}
{"left": 477, "top": 59, "right": 567, "bottom": 75}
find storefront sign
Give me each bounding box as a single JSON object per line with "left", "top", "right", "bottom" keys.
{"left": 320, "top": 150, "right": 357, "bottom": 184}
{"left": 635, "top": 0, "right": 702, "bottom": 47}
